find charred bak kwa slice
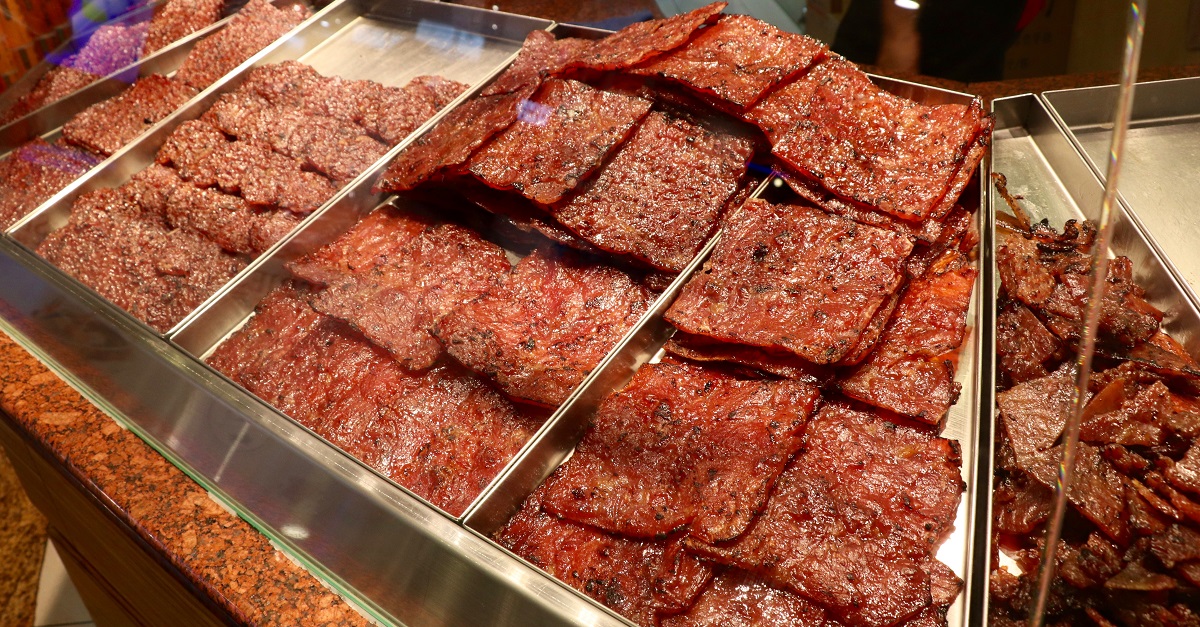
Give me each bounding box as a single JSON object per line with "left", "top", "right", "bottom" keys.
{"left": 768, "top": 57, "right": 987, "bottom": 223}
{"left": 435, "top": 249, "right": 655, "bottom": 408}
{"left": 467, "top": 79, "right": 652, "bottom": 206}
{"left": 565, "top": 2, "right": 727, "bottom": 73}
{"left": 494, "top": 485, "right": 712, "bottom": 627}
{"left": 550, "top": 111, "right": 753, "bottom": 273}
{"left": 665, "top": 198, "right": 912, "bottom": 365}
{"left": 207, "top": 284, "right": 541, "bottom": 516}
{"left": 629, "top": 15, "right": 825, "bottom": 111}
{"left": 685, "top": 402, "right": 963, "bottom": 627}
{"left": 838, "top": 250, "right": 976, "bottom": 424}
{"left": 541, "top": 362, "right": 820, "bottom": 543}
{"left": 299, "top": 213, "right": 511, "bottom": 371}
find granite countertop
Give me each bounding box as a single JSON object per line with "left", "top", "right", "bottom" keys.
{"left": 0, "top": 4, "right": 1198, "bottom": 625}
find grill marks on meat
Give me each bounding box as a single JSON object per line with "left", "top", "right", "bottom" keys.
{"left": 207, "top": 284, "right": 542, "bottom": 516}
{"left": 541, "top": 362, "right": 820, "bottom": 543}
{"left": 436, "top": 250, "right": 655, "bottom": 407}
{"left": 289, "top": 207, "right": 512, "bottom": 371}
{"left": 550, "top": 111, "right": 753, "bottom": 273}
{"left": 0, "top": 139, "right": 100, "bottom": 229}
{"left": 494, "top": 485, "right": 713, "bottom": 627}
{"left": 666, "top": 199, "right": 913, "bottom": 365}
{"left": 467, "top": 79, "right": 653, "bottom": 206}
{"left": 839, "top": 250, "right": 977, "bottom": 424}
{"left": 62, "top": 74, "right": 199, "bottom": 156}
{"left": 175, "top": 0, "right": 310, "bottom": 90}
{"left": 564, "top": 2, "right": 727, "bottom": 73}
{"left": 768, "top": 57, "right": 989, "bottom": 223}
{"left": 35, "top": 186, "right": 246, "bottom": 333}
{"left": 685, "top": 402, "right": 964, "bottom": 627}
{"left": 630, "top": 14, "right": 826, "bottom": 111}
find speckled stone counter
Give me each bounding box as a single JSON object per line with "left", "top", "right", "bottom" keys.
{"left": 0, "top": 2, "right": 1197, "bottom": 623}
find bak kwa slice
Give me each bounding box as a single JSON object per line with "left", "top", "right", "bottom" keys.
{"left": 62, "top": 75, "right": 198, "bottom": 156}
{"left": 0, "top": 139, "right": 100, "bottom": 229}
{"left": 466, "top": 78, "right": 652, "bottom": 206}
{"left": 663, "top": 330, "right": 834, "bottom": 386}
{"left": 564, "top": 2, "right": 726, "bottom": 72}
{"left": 629, "top": 14, "right": 826, "bottom": 111}
{"left": 550, "top": 111, "right": 754, "bottom": 273}
{"left": 435, "top": 249, "right": 655, "bottom": 407}
{"left": 665, "top": 198, "right": 912, "bottom": 365}
{"left": 769, "top": 57, "right": 988, "bottom": 223}
{"left": 541, "top": 362, "right": 820, "bottom": 543}
{"left": 685, "top": 402, "right": 964, "bottom": 627}
{"left": 297, "top": 209, "right": 512, "bottom": 371}
{"left": 174, "top": 0, "right": 310, "bottom": 89}
{"left": 480, "top": 30, "right": 591, "bottom": 97}
{"left": 494, "top": 484, "right": 713, "bottom": 627}
{"left": 839, "top": 250, "right": 977, "bottom": 424}
{"left": 288, "top": 206, "right": 433, "bottom": 286}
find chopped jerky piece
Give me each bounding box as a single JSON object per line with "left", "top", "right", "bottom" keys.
{"left": 992, "top": 472, "right": 1052, "bottom": 535}
{"left": 62, "top": 75, "right": 198, "bottom": 156}
{"left": 771, "top": 57, "right": 987, "bottom": 222}
{"left": 157, "top": 119, "right": 229, "bottom": 179}
{"left": 666, "top": 199, "right": 912, "bottom": 364}
{"left": 839, "top": 250, "right": 976, "bottom": 423}
{"left": 374, "top": 84, "right": 537, "bottom": 193}
{"left": 0, "top": 139, "right": 100, "bottom": 229}
{"left": 663, "top": 331, "right": 834, "bottom": 386}
{"left": 1096, "top": 331, "right": 1200, "bottom": 383}
{"left": 541, "top": 362, "right": 820, "bottom": 543}
{"left": 1079, "top": 378, "right": 1166, "bottom": 447}
{"left": 305, "top": 216, "right": 511, "bottom": 370}
{"left": 36, "top": 187, "right": 246, "bottom": 332}
{"left": 630, "top": 15, "right": 825, "bottom": 110}
{"left": 142, "top": 0, "right": 225, "bottom": 55}
{"left": 686, "top": 402, "right": 964, "bottom": 626}
{"left": 189, "top": 139, "right": 337, "bottom": 212}
{"left": 1023, "top": 442, "right": 1129, "bottom": 544}
{"left": 436, "top": 249, "right": 655, "bottom": 407}
{"left": 781, "top": 169, "right": 947, "bottom": 245}
{"left": 175, "top": 0, "right": 310, "bottom": 89}
{"left": 551, "top": 111, "right": 753, "bottom": 272}
{"left": 1041, "top": 256, "right": 1162, "bottom": 347}
{"left": 480, "top": 30, "right": 589, "bottom": 97}
{"left": 997, "top": 363, "right": 1076, "bottom": 463}
{"left": 1149, "top": 524, "right": 1200, "bottom": 568}
{"left": 288, "top": 207, "right": 434, "bottom": 286}
{"left": 208, "top": 284, "right": 541, "bottom": 515}
{"left": 457, "top": 185, "right": 603, "bottom": 254}
{"left": 467, "top": 79, "right": 652, "bottom": 206}
{"left": 996, "top": 300, "right": 1062, "bottom": 385}
{"left": 566, "top": 2, "right": 726, "bottom": 72}
{"left": 494, "top": 485, "right": 712, "bottom": 627}
{"left": 1169, "top": 445, "right": 1200, "bottom": 496}
{"left": 659, "top": 569, "right": 831, "bottom": 627}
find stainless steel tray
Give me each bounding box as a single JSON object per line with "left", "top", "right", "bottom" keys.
{"left": 7, "top": 0, "right": 550, "bottom": 338}
{"left": 979, "top": 93, "right": 1200, "bottom": 621}
{"left": 1043, "top": 77, "right": 1200, "bottom": 313}
{"left": 0, "top": 12, "right": 992, "bottom": 626}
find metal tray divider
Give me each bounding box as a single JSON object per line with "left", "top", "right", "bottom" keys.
{"left": 5, "top": 0, "right": 348, "bottom": 245}
{"left": 1040, "top": 78, "right": 1200, "bottom": 318}
{"left": 0, "top": 0, "right": 314, "bottom": 156}
{"left": 979, "top": 93, "right": 1200, "bottom": 622}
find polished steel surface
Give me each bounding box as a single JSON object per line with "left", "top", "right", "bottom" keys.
{"left": 0, "top": 0, "right": 310, "bottom": 157}
{"left": 1044, "top": 78, "right": 1200, "bottom": 308}
{"left": 981, "top": 93, "right": 1200, "bottom": 620}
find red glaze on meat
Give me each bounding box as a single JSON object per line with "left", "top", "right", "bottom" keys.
{"left": 666, "top": 199, "right": 913, "bottom": 364}
{"left": 564, "top": 2, "right": 727, "bottom": 72}
{"left": 436, "top": 249, "right": 655, "bottom": 407}
{"left": 467, "top": 79, "right": 652, "bottom": 206}
{"left": 288, "top": 207, "right": 434, "bottom": 286}
{"left": 480, "top": 30, "right": 590, "bottom": 98}
{"left": 685, "top": 403, "right": 963, "bottom": 626}
{"left": 630, "top": 15, "right": 826, "bottom": 110}
{"left": 62, "top": 75, "right": 198, "bottom": 156}
{"left": 663, "top": 331, "right": 835, "bottom": 386}
{"left": 996, "top": 300, "right": 1063, "bottom": 385}
{"left": 551, "top": 111, "right": 753, "bottom": 272}
{"left": 659, "top": 569, "right": 831, "bottom": 627}
{"left": 781, "top": 170, "right": 948, "bottom": 245}
{"left": 839, "top": 250, "right": 976, "bottom": 423}
{"left": 541, "top": 362, "right": 820, "bottom": 543}
{"left": 770, "top": 57, "right": 987, "bottom": 223}
{"left": 996, "top": 363, "right": 1076, "bottom": 464}
{"left": 493, "top": 485, "right": 713, "bottom": 627}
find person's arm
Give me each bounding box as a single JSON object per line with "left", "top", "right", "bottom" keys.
{"left": 877, "top": 0, "right": 921, "bottom": 74}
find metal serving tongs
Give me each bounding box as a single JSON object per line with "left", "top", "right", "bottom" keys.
{"left": 1028, "top": 2, "right": 1148, "bottom": 626}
